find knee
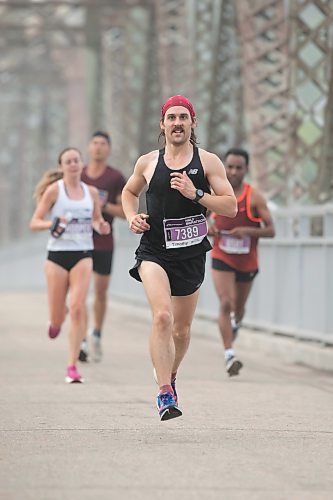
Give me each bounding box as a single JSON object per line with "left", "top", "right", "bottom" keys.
{"left": 70, "top": 302, "right": 85, "bottom": 323}
{"left": 219, "top": 295, "right": 233, "bottom": 315}
{"left": 173, "top": 322, "right": 191, "bottom": 340}
{"left": 95, "top": 287, "right": 107, "bottom": 302}
{"left": 153, "top": 309, "right": 173, "bottom": 332}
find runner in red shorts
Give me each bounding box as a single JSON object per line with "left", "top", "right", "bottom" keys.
{"left": 210, "top": 148, "right": 275, "bottom": 377}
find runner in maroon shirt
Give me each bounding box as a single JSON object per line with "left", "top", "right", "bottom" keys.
{"left": 79, "top": 131, "right": 126, "bottom": 362}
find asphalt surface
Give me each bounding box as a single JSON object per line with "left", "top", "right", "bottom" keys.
{"left": 1, "top": 292, "right": 333, "bottom": 500}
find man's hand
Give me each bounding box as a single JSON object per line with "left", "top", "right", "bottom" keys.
{"left": 129, "top": 213, "right": 150, "bottom": 234}
{"left": 99, "top": 221, "right": 111, "bottom": 235}
{"left": 229, "top": 227, "right": 249, "bottom": 239}
{"left": 170, "top": 171, "right": 196, "bottom": 200}
{"left": 208, "top": 222, "right": 219, "bottom": 237}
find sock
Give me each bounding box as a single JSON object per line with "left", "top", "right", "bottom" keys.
{"left": 225, "top": 348, "right": 235, "bottom": 361}
{"left": 171, "top": 372, "right": 177, "bottom": 382}
{"left": 159, "top": 384, "right": 173, "bottom": 395}
{"left": 93, "top": 329, "right": 101, "bottom": 338}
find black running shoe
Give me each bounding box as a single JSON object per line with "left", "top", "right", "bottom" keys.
{"left": 78, "top": 340, "right": 89, "bottom": 363}
{"left": 226, "top": 356, "right": 243, "bottom": 377}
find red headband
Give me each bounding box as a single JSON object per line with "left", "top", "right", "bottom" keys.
{"left": 161, "top": 95, "right": 196, "bottom": 120}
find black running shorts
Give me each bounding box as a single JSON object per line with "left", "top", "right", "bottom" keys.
{"left": 212, "top": 257, "right": 258, "bottom": 282}
{"left": 47, "top": 250, "right": 92, "bottom": 272}
{"left": 130, "top": 251, "right": 206, "bottom": 296}
{"left": 92, "top": 250, "right": 113, "bottom": 276}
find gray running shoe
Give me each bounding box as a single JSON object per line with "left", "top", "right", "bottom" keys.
{"left": 91, "top": 334, "right": 102, "bottom": 362}
{"left": 226, "top": 356, "right": 243, "bottom": 377}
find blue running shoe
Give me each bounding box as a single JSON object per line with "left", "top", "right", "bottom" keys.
{"left": 156, "top": 391, "right": 182, "bottom": 421}
{"left": 154, "top": 368, "right": 179, "bottom": 406}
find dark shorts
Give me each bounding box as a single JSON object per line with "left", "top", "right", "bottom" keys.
{"left": 130, "top": 251, "right": 207, "bottom": 297}
{"left": 47, "top": 250, "right": 92, "bottom": 272}
{"left": 212, "top": 258, "right": 258, "bottom": 283}
{"left": 92, "top": 250, "right": 113, "bottom": 276}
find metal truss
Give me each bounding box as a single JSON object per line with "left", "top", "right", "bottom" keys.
{"left": 154, "top": 0, "right": 195, "bottom": 100}
{"left": 1, "top": 0, "right": 333, "bottom": 244}
{"left": 289, "top": 0, "right": 333, "bottom": 203}
{"left": 206, "top": 0, "right": 244, "bottom": 157}
{"left": 236, "top": 0, "right": 290, "bottom": 203}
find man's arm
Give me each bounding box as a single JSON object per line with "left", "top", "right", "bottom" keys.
{"left": 103, "top": 175, "right": 126, "bottom": 219}
{"left": 103, "top": 193, "right": 125, "bottom": 219}
{"left": 121, "top": 156, "right": 150, "bottom": 234}
{"left": 169, "top": 150, "right": 237, "bottom": 217}
{"left": 229, "top": 189, "right": 275, "bottom": 239}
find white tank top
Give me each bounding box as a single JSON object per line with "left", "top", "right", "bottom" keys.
{"left": 47, "top": 179, "right": 94, "bottom": 251}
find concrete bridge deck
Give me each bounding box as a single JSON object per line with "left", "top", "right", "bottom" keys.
{"left": 1, "top": 292, "right": 332, "bottom": 500}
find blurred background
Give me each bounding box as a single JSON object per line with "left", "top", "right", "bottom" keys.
{"left": 0, "top": 0, "right": 332, "bottom": 341}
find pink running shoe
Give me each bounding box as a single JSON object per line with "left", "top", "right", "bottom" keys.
{"left": 48, "top": 324, "right": 61, "bottom": 339}
{"left": 65, "top": 365, "right": 84, "bottom": 384}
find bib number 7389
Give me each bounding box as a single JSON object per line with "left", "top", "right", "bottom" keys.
{"left": 163, "top": 214, "right": 208, "bottom": 249}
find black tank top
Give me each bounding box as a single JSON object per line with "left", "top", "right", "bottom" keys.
{"left": 139, "top": 146, "right": 212, "bottom": 260}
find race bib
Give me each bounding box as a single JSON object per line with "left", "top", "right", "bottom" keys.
{"left": 61, "top": 209, "right": 92, "bottom": 240}
{"left": 63, "top": 218, "right": 92, "bottom": 240}
{"left": 163, "top": 214, "right": 208, "bottom": 249}
{"left": 219, "top": 230, "right": 250, "bottom": 254}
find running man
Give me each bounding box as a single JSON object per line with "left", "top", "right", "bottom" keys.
{"left": 122, "top": 95, "right": 237, "bottom": 421}
{"left": 210, "top": 147, "right": 275, "bottom": 376}
{"left": 79, "top": 131, "right": 126, "bottom": 362}
{"left": 30, "top": 147, "right": 110, "bottom": 383}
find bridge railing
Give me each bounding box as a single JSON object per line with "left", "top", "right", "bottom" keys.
{"left": 1, "top": 204, "right": 331, "bottom": 345}
{"left": 112, "top": 204, "right": 333, "bottom": 345}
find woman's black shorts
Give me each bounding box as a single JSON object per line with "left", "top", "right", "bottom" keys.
{"left": 47, "top": 250, "right": 92, "bottom": 272}
{"left": 130, "top": 251, "right": 207, "bottom": 297}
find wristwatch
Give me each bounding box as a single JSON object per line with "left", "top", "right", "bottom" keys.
{"left": 192, "top": 188, "right": 204, "bottom": 203}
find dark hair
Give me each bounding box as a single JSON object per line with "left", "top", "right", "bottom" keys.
{"left": 225, "top": 147, "right": 249, "bottom": 166}
{"left": 58, "top": 147, "right": 82, "bottom": 165}
{"left": 91, "top": 130, "right": 111, "bottom": 145}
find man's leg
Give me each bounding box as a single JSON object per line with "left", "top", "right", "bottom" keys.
{"left": 89, "top": 272, "right": 110, "bottom": 361}
{"left": 171, "top": 291, "right": 200, "bottom": 375}
{"left": 212, "top": 268, "right": 243, "bottom": 376}
{"left": 211, "top": 269, "right": 236, "bottom": 350}
{"left": 168, "top": 291, "right": 200, "bottom": 404}
{"left": 93, "top": 272, "right": 111, "bottom": 333}
{"left": 234, "top": 280, "right": 254, "bottom": 325}
{"left": 139, "top": 261, "right": 182, "bottom": 420}
{"left": 79, "top": 251, "right": 111, "bottom": 362}
{"left": 139, "top": 261, "right": 174, "bottom": 388}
